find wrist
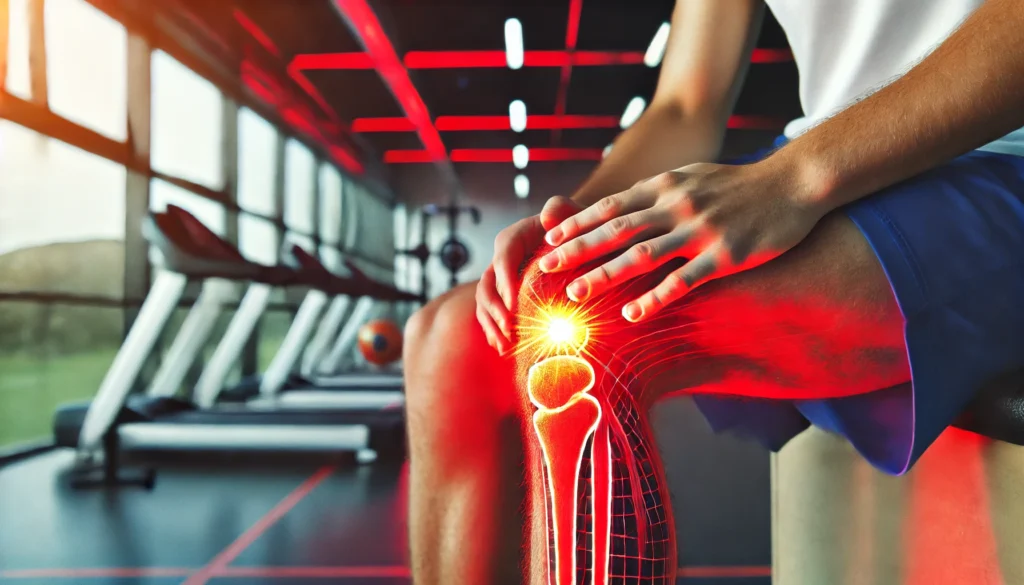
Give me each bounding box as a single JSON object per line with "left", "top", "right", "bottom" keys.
{"left": 759, "top": 140, "right": 843, "bottom": 215}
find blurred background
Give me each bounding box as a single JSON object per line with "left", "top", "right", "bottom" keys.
{"left": 0, "top": 0, "right": 798, "bottom": 583}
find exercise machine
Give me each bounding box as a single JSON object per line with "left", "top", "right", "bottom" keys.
{"left": 53, "top": 205, "right": 408, "bottom": 489}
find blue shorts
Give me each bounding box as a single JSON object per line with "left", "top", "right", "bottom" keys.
{"left": 694, "top": 139, "right": 1024, "bottom": 475}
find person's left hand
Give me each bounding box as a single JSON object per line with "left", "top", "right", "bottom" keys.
{"left": 538, "top": 161, "right": 827, "bottom": 322}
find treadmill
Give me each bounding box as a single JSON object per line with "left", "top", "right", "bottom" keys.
{"left": 207, "top": 218, "right": 414, "bottom": 409}
{"left": 54, "top": 205, "right": 406, "bottom": 488}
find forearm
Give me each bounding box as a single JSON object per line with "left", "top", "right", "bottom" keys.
{"left": 770, "top": 0, "right": 1024, "bottom": 211}
{"left": 572, "top": 103, "right": 726, "bottom": 208}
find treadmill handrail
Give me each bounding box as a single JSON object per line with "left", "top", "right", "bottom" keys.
{"left": 149, "top": 205, "right": 295, "bottom": 284}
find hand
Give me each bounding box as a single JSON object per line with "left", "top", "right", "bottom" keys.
{"left": 477, "top": 196, "right": 583, "bottom": 353}
{"left": 539, "top": 161, "right": 826, "bottom": 322}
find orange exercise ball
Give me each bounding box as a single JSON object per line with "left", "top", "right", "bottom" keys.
{"left": 357, "top": 319, "right": 403, "bottom": 366}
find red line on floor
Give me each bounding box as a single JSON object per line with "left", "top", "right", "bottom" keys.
{"left": 220, "top": 565, "right": 413, "bottom": 578}
{"left": 181, "top": 465, "right": 336, "bottom": 585}
{"left": 678, "top": 565, "right": 773, "bottom": 578}
{"left": 0, "top": 567, "right": 193, "bottom": 578}
{"left": 0, "top": 564, "right": 768, "bottom": 580}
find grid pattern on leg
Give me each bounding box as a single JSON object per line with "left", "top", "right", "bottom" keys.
{"left": 544, "top": 373, "right": 674, "bottom": 585}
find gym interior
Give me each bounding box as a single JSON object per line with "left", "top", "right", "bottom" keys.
{"left": 1, "top": 1, "right": 1022, "bottom": 585}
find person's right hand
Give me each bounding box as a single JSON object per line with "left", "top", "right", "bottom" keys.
{"left": 477, "top": 196, "right": 583, "bottom": 354}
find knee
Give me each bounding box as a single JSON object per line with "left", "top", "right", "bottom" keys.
{"left": 403, "top": 282, "right": 521, "bottom": 425}
{"left": 404, "top": 282, "right": 479, "bottom": 365}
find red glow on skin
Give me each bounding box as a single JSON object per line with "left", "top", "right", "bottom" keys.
{"left": 527, "top": 356, "right": 605, "bottom": 585}
{"left": 906, "top": 428, "right": 1002, "bottom": 585}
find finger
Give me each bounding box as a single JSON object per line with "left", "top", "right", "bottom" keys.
{"left": 539, "top": 196, "right": 582, "bottom": 231}
{"left": 622, "top": 247, "right": 721, "bottom": 322}
{"left": 478, "top": 267, "right": 514, "bottom": 339}
{"left": 565, "top": 228, "right": 690, "bottom": 302}
{"left": 477, "top": 304, "right": 510, "bottom": 354}
{"left": 539, "top": 209, "right": 666, "bottom": 275}
{"left": 493, "top": 220, "right": 533, "bottom": 310}
{"left": 545, "top": 188, "right": 649, "bottom": 247}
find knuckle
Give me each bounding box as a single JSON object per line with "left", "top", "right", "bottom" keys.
{"left": 608, "top": 215, "right": 632, "bottom": 236}
{"left": 651, "top": 172, "right": 678, "bottom": 191}
{"left": 631, "top": 241, "right": 656, "bottom": 262}
{"left": 597, "top": 195, "right": 620, "bottom": 217}
{"left": 668, "top": 270, "right": 689, "bottom": 290}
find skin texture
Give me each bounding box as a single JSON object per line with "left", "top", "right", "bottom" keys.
{"left": 407, "top": 0, "right": 1024, "bottom": 583}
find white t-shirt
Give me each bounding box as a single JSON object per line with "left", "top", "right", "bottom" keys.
{"left": 765, "top": 0, "right": 1024, "bottom": 156}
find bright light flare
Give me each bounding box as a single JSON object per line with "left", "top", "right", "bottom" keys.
{"left": 517, "top": 301, "right": 593, "bottom": 360}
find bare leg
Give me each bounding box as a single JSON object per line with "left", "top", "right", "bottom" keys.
{"left": 404, "top": 286, "right": 548, "bottom": 585}
{"left": 404, "top": 212, "right": 910, "bottom": 585}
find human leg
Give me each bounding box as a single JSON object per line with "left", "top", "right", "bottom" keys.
{"left": 404, "top": 284, "right": 548, "bottom": 585}
{"left": 513, "top": 211, "right": 909, "bottom": 584}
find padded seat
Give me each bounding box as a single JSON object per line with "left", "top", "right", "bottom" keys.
{"left": 953, "top": 367, "right": 1024, "bottom": 446}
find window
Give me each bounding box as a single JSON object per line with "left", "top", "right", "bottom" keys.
{"left": 151, "top": 50, "right": 223, "bottom": 188}
{"left": 149, "top": 179, "right": 226, "bottom": 235}
{"left": 0, "top": 120, "right": 127, "bottom": 296}
{"left": 283, "top": 139, "right": 315, "bottom": 235}
{"left": 0, "top": 301, "right": 123, "bottom": 449}
{"left": 45, "top": 0, "right": 127, "bottom": 140}
{"left": 237, "top": 108, "right": 278, "bottom": 217}
{"left": 239, "top": 213, "right": 279, "bottom": 266}
{"left": 319, "top": 163, "right": 343, "bottom": 246}
{"left": 351, "top": 186, "right": 394, "bottom": 266}
{"left": 5, "top": 0, "right": 31, "bottom": 99}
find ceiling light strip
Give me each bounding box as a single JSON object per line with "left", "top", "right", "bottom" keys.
{"left": 551, "top": 0, "right": 586, "bottom": 145}
{"left": 357, "top": 114, "right": 785, "bottom": 133}
{"left": 332, "top": 0, "right": 449, "bottom": 164}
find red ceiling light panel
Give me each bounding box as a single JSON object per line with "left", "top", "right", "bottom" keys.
{"left": 332, "top": 0, "right": 449, "bottom": 163}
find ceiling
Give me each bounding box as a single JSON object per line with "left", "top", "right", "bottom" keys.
{"left": 171, "top": 0, "right": 801, "bottom": 203}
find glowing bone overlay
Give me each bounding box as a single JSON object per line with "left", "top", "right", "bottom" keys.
{"left": 516, "top": 253, "right": 676, "bottom": 585}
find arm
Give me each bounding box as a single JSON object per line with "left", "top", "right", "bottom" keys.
{"left": 571, "top": 0, "right": 766, "bottom": 207}
{"left": 771, "top": 0, "right": 1024, "bottom": 211}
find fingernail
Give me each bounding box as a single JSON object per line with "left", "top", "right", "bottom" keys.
{"left": 545, "top": 228, "right": 562, "bottom": 246}
{"left": 623, "top": 303, "right": 643, "bottom": 322}
{"left": 566, "top": 280, "right": 588, "bottom": 302}
{"left": 538, "top": 253, "right": 559, "bottom": 272}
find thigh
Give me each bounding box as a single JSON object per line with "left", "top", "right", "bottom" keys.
{"left": 514, "top": 212, "right": 909, "bottom": 406}
{"left": 640, "top": 211, "right": 910, "bottom": 403}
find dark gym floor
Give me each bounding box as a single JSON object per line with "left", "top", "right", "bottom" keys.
{"left": 0, "top": 401, "right": 772, "bottom": 585}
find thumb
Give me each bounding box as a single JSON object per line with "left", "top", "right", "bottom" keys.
{"left": 539, "top": 196, "right": 582, "bottom": 231}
